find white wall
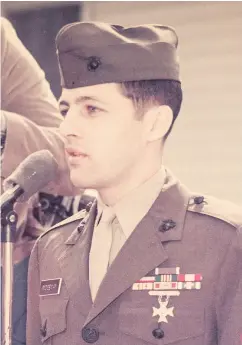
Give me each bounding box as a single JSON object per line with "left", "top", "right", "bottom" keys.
{"left": 83, "top": 1, "right": 242, "bottom": 205}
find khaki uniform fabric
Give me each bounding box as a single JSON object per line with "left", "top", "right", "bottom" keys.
{"left": 27, "top": 169, "right": 242, "bottom": 345}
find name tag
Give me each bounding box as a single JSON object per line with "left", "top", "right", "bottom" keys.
{"left": 40, "top": 278, "right": 62, "bottom": 296}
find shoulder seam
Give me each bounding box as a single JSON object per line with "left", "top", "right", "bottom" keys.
{"left": 188, "top": 208, "right": 239, "bottom": 228}
{"left": 52, "top": 209, "right": 87, "bottom": 229}
{"left": 39, "top": 209, "right": 87, "bottom": 239}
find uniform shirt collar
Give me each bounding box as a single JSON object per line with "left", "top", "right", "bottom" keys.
{"left": 96, "top": 166, "right": 166, "bottom": 239}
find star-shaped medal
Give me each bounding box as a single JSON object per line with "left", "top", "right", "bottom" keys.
{"left": 152, "top": 296, "right": 174, "bottom": 323}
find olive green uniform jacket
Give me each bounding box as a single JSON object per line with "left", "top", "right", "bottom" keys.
{"left": 27, "top": 171, "right": 242, "bottom": 345}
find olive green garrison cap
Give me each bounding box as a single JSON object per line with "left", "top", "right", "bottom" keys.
{"left": 56, "top": 22, "right": 180, "bottom": 89}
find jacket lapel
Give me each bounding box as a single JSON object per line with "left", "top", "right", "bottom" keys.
{"left": 84, "top": 171, "right": 191, "bottom": 326}
{"left": 58, "top": 201, "right": 97, "bottom": 314}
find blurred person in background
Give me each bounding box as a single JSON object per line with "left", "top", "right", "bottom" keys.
{"left": 27, "top": 22, "right": 242, "bottom": 345}
{"left": 1, "top": 17, "right": 82, "bottom": 345}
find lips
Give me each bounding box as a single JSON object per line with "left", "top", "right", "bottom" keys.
{"left": 65, "top": 147, "right": 87, "bottom": 157}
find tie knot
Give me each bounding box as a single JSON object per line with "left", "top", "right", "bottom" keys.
{"left": 100, "top": 206, "right": 116, "bottom": 224}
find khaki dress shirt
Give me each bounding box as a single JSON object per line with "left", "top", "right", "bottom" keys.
{"left": 89, "top": 166, "right": 166, "bottom": 300}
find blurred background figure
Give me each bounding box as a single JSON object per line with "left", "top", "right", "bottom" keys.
{"left": 2, "top": 1, "right": 82, "bottom": 99}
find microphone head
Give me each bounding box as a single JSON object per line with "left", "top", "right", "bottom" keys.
{"left": 4, "top": 150, "right": 58, "bottom": 201}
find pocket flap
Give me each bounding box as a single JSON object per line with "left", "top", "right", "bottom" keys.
{"left": 40, "top": 298, "right": 68, "bottom": 342}
{"left": 119, "top": 305, "right": 204, "bottom": 344}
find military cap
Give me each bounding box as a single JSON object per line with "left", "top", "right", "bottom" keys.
{"left": 56, "top": 22, "right": 180, "bottom": 89}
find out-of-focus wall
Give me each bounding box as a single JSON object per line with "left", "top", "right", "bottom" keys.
{"left": 83, "top": 1, "right": 242, "bottom": 205}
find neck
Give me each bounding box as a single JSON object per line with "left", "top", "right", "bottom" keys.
{"left": 98, "top": 149, "right": 163, "bottom": 206}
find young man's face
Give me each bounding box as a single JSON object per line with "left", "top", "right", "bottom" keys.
{"left": 59, "top": 83, "right": 154, "bottom": 191}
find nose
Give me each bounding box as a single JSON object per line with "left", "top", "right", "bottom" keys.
{"left": 59, "top": 115, "right": 78, "bottom": 137}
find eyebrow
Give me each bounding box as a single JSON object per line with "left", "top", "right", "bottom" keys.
{"left": 59, "top": 96, "right": 107, "bottom": 107}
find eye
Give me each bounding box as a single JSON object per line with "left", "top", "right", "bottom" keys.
{"left": 59, "top": 107, "right": 69, "bottom": 117}
{"left": 85, "top": 105, "right": 102, "bottom": 115}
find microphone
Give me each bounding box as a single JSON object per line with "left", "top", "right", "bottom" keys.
{"left": 1, "top": 150, "right": 58, "bottom": 209}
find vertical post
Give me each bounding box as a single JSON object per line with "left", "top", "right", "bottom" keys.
{"left": 1, "top": 209, "right": 18, "bottom": 345}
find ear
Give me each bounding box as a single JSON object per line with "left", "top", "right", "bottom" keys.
{"left": 144, "top": 105, "right": 173, "bottom": 142}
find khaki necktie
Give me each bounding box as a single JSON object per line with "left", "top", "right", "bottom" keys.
{"left": 108, "top": 217, "right": 126, "bottom": 266}
{"left": 89, "top": 207, "right": 115, "bottom": 301}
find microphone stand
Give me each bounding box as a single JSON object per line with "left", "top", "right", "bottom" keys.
{"left": 1, "top": 202, "right": 18, "bottom": 345}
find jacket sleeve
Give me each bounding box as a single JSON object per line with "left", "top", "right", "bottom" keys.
{"left": 1, "top": 18, "right": 79, "bottom": 196}
{"left": 216, "top": 227, "right": 242, "bottom": 345}
{"left": 1, "top": 110, "right": 78, "bottom": 196}
{"left": 1, "top": 17, "right": 61, "bottom": 127}
{"left": 26, "top": 241, "right": 42, "bottom": 345}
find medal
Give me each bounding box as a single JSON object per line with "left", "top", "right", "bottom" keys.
{"left": 132, "top": 267, "right": 203, "bottom": 324}
{"left": 152, "top": 295, "right": 174, "bottom": 323}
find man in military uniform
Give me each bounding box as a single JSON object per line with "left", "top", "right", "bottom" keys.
{"left": 27, "top": 22, "right": 242, "bottom": 345}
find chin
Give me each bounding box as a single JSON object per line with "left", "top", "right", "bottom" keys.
{"left": 70, "top": 171, "right": 94, "bottom": 190}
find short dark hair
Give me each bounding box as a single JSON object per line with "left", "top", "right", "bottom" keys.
{"left": 119, "top": 80, "right": 182, "bottom": 139}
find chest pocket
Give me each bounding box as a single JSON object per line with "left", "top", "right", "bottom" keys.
{"left": 39, "top": 281, "right": 69, "bottom": 345}
{"left": 118, "top": 289, "right": 205, "bottom": 344}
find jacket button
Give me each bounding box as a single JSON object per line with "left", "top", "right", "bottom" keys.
{"left": 152, "top": 327, "right": 165, "bottom": 339}
{"left": 194, "top": 196, "right": 204, "bottom": 205}
{"left": 82, "top": 327, "right": 99, "bottom": 343}
{"left": 87, "top": 56, "right": 101, "bottom": 71}
{"left": 160, "top": 219, "right": 176, "bottom": 232}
